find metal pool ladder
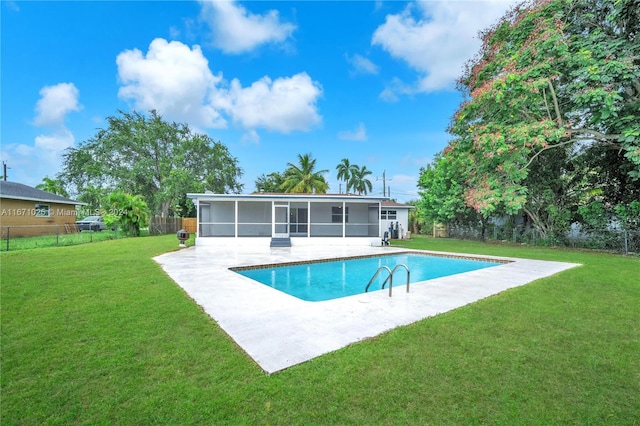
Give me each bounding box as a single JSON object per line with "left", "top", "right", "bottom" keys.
{"left": 365, "top": 264, "right": 410, "bottom": 297}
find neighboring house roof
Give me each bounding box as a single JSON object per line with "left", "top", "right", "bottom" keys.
{"left": 0, "top": 181, "right": 85, "bottom": 206}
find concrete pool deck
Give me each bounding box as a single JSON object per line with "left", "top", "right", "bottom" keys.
{"left": 154, "top": 245, "right": 579, "bottom": 374}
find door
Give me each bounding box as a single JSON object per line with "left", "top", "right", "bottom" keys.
{"left": 290, "top": 207, "right": 308, "bottom": 236}
{"left": 273, "top": 204, "right": 289, "bottom": 237}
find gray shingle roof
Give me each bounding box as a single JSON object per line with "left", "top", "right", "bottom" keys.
{"left": 0, "top": 181, "right": 85, "bottom": 205}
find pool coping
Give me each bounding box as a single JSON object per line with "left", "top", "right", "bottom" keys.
{"left": 230, "top": 251, "right": 512, "bottom": 302}
{"left": 229, "top": 250, "right": 512, "bottom": 272}
{"left": 154, "top": 245, "right": 580, "bottom": 374}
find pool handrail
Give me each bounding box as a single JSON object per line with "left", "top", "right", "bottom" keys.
{"left": 365, "top": 264, "right": 410, "bottom": 297}
{"left": 365, "top": 266, "right": 393, "bottom": 296}
{"left": 381, "top": 264, "right": 410, "bottom": 296}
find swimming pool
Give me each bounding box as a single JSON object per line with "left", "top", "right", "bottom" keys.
{"left": 232, "top": 253, "right": 503, "bottom": 302}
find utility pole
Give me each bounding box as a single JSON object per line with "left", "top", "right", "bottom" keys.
{"left": 376, "top": 170, "right": 388, "bottom": 197}
{"left": 382, "top": 171, "right": 386, "bottom": 197}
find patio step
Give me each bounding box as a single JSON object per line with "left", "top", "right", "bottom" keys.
{"left": 270, "top": 237, "right": 291, "bottom": 248}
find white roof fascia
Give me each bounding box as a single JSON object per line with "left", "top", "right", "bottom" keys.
{"left": 187, "top": 193, "right": 388, "bottom": 203}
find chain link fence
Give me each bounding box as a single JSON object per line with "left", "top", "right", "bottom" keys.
{"left": 444, "top": 223, "right": 639, "bottom": 255}
{"left": 1, "top": 216, "right": 195, "bottom": 251}
{"left": 0, "top": 225, "right": 124, "bottom": 251}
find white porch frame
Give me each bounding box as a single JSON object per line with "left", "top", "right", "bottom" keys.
{"left": 188, "top": 193, "right": 391, "bottom": 247}
{"left": 272, "top": 202, "right": 289, "bottom": 238}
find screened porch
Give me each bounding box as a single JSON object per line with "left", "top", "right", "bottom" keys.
{"left": 197, "top": 199, "right": 381, "bottom": 238}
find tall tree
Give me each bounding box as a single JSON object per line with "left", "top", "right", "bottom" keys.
{"left": 417, "top": 152, "right": 471, "bottom": 224}
{"left": 444, "top": 0, "right": 640, "bottom": 220}
{"left": 75, "top": 184, "right": 108, "bottom": 218}
{"left": 406, "top": 199, "right": 432, "bottom": 235}
{"left": 336, "top": 158, "right": 357, "bottom": 194}
{"left": 255, "top": 172, "right": 285, "bottom": 193}
{"left": 280, "top": 153, "right": 329, "bottom": 194}
{"left": 520, "top": 149, "right": 578, "bottom": 239}
{"left": 59, "top": 110, "right": 243, "bottom": 217}
{"left": 348, "top": 165, "right": 373, "bottom": 195}
{"left": 36, "top": 177, "right": 68, "bottom": 198}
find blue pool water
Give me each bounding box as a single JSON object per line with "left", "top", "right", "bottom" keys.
{"left": 233, "top": 253, "right": 502, "bottom": 302}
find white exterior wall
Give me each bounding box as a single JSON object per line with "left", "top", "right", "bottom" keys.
{"left": 379, "top": 208, "right": 411, "bottom": 239}
{"left": 195, "top": 236, "right": 382, "bottom": 247}
{"left": 189, "top": 194, "right": 410, "bottom": 246}
{"left": 397, "top": 209, "right": 409, "bottom": 238}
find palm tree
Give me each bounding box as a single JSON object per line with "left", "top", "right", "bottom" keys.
{"left": 336, "top": 158, "right": 357, "bottom": 194}
{"left": 36, "top": 177, "right": 69, "bottom": 198}
{"left": 255, "top": 172, "right": 285, "bottom": 193}
{"left": 280, "top": 153, "right": 329, "bottom": 194}
{"left": 106, "top": 190, "right": 150, "bottom": 237}
{"left": 349, "top": 165, "right": 373, "bottom": 195}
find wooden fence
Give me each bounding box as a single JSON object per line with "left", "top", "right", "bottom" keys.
{"left": 182, "top": 218, "right": 197, "bottom": 234}
{"left": 148, "top": 216, "right": 197, "bottom": 236}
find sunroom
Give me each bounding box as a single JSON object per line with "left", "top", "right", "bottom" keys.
{"left": 187, "top": 193, "right": 389, "bottom": 247}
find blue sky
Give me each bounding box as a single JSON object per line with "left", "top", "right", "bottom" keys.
{"left": 1, "top": 0, "right": 517, "bottom": 202}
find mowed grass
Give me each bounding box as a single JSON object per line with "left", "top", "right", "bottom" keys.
{"left": 1, "top": 235, "right": 639, "bottom": 424}
{"left": 1, "top": 228, "right": 141, "bottom": 251}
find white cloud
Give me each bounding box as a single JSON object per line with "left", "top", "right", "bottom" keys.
{"left": 372, "top": 1, "right": 517, "bottom": 96}
{"left": 218, "top": 73, "right": 322, "bottom": 133}
{"left": 346, "top": 54, "right": 379, "bottom": 75}
{"left": 0, "top": 141, "right": 67, "bottom": 186}
{"left": 199, "top": 0, "right": 296, "bottom": 54}
{"left": 241, "top": 129, "right": 260, "bottom": 144}
{"left": 2, "top": 84, "right": 79, "bottom": 186}
{"left": 117, "top": 38, "right": 227, "bottom": 129}
{"left": 388, "top": 173, "right": 420, "bottom": 201}
{"left": 378, "top": 77, "right": 413, "bottom": 102}
{"left": 379, "top": 88, "right": 399, "bottom": 103}
{"left": 5, "top": 1, "right": 19, "bottom": 12}
{"left": 169, "top": 26, "right": 181, "bottom": 39}
{"left": 33, "top": 83, "right": 81, "bottom": 127}
{"left": 116, "top": 38, "right": 323, "bottom": 137}
{"left": 34, "top": 128, "right": 75, "bottom": 152}
{"left": 338, "top": 122, "right": 367, "bottom": 141}
{"left": 400, "top": 153, "right": 432, "bottom": 168}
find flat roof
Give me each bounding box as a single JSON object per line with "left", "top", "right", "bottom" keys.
{"left": 187, "top": 193, "right": 389, "bottom": 202}
{"left": 381, "top": 200, "right": 414, "bottom": 209}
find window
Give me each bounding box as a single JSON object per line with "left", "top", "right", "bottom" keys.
{"left": 331, "top": 206, "right": 348, "bottom": 223}
{"left": 381, "top": 209, "right": 396, "bottom": 220}
{"left": 35, "top": 204, "right": 50, "bottom": 217}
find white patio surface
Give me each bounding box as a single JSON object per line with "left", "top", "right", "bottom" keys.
{"left": 154, "top": 244, "right": 580, "bottom": 374}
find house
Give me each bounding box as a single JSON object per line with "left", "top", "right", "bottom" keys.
{"left": 186, "top": 192, "right": 414, "bottom": 247}
{"left": 380, "top": 200, "right": 414, "bottom": 240}
{"left": 0, "top": 181, "right": 86, "bottom": 237}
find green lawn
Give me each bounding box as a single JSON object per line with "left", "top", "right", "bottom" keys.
{"left": 0, "top": 228, "right": 142, "bottom": 252}
{"left": 2, "top": 235, "right": 639, "bottom": 425}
